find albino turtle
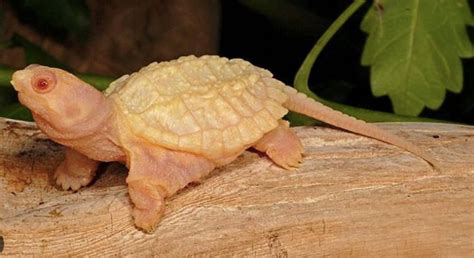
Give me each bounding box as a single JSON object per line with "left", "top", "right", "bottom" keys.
{"left": 11, "top": 55, "right": 437, "bottom": 232}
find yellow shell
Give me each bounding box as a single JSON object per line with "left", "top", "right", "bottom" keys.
{"left": 105, "top": 55, "right": 289, "bottom": 160}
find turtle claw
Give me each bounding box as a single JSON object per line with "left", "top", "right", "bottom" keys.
{"left": 54, "top": 163, "right": 94, "bottom": 191}
{"left": 266, "top": 144, "right": 303, "bottom": 170}
{"left": 128, "top": 180, "right": 166, "bottom": 233}
{"left": 54, "top": 148, "right": 99, "bottom": 191}
{"left": 254, "top": 120, "right": 304, "bottom": 170}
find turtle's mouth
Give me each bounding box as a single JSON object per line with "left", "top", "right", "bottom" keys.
{"left": 16, "top": 92, "right": 47, "bottom": 119}
{"left": 17, "top": 92, "right": 26, "bottom": 105}
{"left": 17, "top": 92, "right": 30, "bottom": 107}
{"left": 11, "top": 81, "right": 19, "bottom": 92}
{"left": 11, "top": 81, "right": 24, "bottom": 94}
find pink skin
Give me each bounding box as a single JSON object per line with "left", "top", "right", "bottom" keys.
{"left": 10, "top": 65, "right": 304, "bottom": 232}
{"left": 126, "top": 142, "right": 216, "bottom": 231}
{"left": 253, "top": 120, "right": 304, "bottom": 169}
{"left": 12, "top": 65, "right": 125, "bottom": 190}
{"left": 11, "top": 65, "right": 123, "bottom": 161}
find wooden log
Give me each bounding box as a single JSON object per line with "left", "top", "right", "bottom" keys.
{"left": 0, "top": 117, "right": 472, "bottom": 256}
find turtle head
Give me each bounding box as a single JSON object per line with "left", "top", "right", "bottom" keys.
{"left": 11, "top": 65, "right": 108, "bottom": 136}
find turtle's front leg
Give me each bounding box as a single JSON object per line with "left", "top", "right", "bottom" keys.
{"left": 126, "top": 145, "right": 215, "bottom": 232}
{"left": 54, "top": 147, "right": 100, "bottom": 191}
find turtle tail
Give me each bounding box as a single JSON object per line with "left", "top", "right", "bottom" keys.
{"left": 282, "top": 87, "right": 440, "bottom": 171}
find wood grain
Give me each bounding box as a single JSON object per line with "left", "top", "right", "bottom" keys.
{"left": 0, "top": 117, "right": 472, "bottom": 256}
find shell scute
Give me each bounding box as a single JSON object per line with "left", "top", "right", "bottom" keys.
{"left": 201, "top": 106, "right": 225, "bottom": 129}
{"left": 213, "top": 97, "right": 241, "bottom": 126}
{"left": 107, "top": 55, "right": 290, "bottom": 160}
{"left": 223, "top": 126, "right": 242, "bottom": 153}
{"left": 238, "top": 117, "right": 262, "bottom": 145}
{"left": 117, "top": 73, "right": 158, "bottom": 113}
{"left": 202, "top": 129, "right": 223, "bottom": 154}
{"left": 226, "top": 96, "right": 254, "bottom": 117}
{"left": 178, "top": 132, "right": 203, "bottom": 151}
{"left": 264, "top": 100, "right": 288, "bottom": 119}
{"left": 252, "top": 109, "right": 277, "bottom": 133}
{"left": 241, "top": 90, "right": 264, "bottom": 112}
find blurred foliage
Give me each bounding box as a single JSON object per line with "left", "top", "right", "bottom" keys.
{"left": 11, "top": 34, "right": 69, "bottom": 69}
{"left": 0, "top": 102, "right": 32, "bottom": 120}
{"left": 8, "top": 0, "right": 90, "bottom": 40}
{"left": 0, "top": 0, "right": 473, "bottom": 124}
{"left": 0, "top": 0, "right": 92, "bottom": 120}
{"left": 222, "top": 0, "right": 473, "bottom": 124}
{"left": 237, "top": 0, "right": 330, "bottom": 36}
{"left": 288, "top": 0, "right": 442, "bottom": 125}
{"left": 0, "top": 35, "right": 113, "bottom": 120}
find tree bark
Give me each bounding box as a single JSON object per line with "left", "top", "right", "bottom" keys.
{"left": 0, "top": 118, "right": 472, "bottom": 256}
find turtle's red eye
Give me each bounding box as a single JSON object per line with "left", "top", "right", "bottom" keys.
{"left": 36, "top": 79, "right": 49, "bottom": 90}
{"left": 31, "top": 72, "right": 56, "bottom": 93}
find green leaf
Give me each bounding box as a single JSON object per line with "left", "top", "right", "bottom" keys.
{"left": 361, "top": 0, "right": 474, "bottom": 116}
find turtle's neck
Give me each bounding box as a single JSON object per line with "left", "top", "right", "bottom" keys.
{"left": 34, "top": 98, "right": 126, "bottom": 162}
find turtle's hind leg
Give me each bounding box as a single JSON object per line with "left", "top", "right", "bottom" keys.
{"left": 126, "top": 144, "right": 215, "bottom": 232}
{"left": 253, "top": 120, "right": 304, "bottom": 169}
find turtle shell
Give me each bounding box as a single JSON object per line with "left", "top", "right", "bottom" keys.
{"left": 105, "top": 55, "right": 289, "bottom": 160}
